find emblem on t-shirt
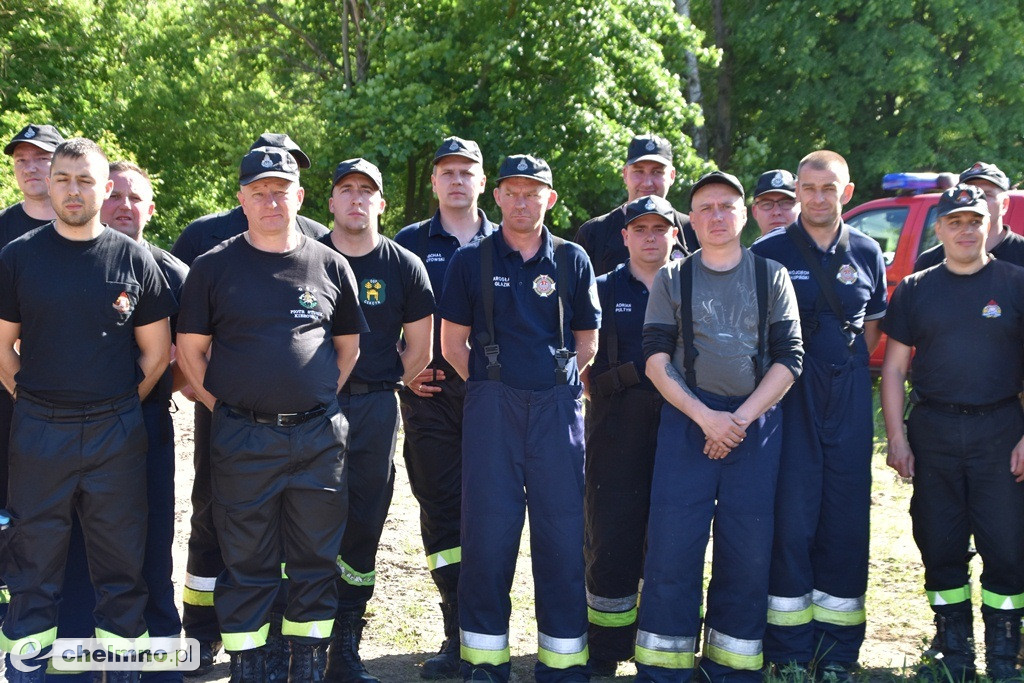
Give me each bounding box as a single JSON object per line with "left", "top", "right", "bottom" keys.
{"left": 112, "top": 291, "right": 133, "bottom": 315}
{"left": 836, "top": 264, "right": 858, "bottom": 285}
{"left": 533, "top": 274, "right": 556, "bottom": 297}
{"left": 671, "top": 249, "right": 684, "bottom": 260}
{"left": 298, "top": 287, "right": 319, "bottom": 309}
{"left": 361, "top": 279, "right": 386, "bottom": 305}
{"left": 982, "top": 300, "right": 1002, "bottom": 319}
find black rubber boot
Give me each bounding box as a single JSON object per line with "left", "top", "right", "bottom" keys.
{"left": 266, "top": 614, "right": 290, "bottom": 683}
{"left": 228, "top": 647, "right": 268, "bottom": 683}
{"left": 4, "top": 651, "right": 46, "bottom": 683}
{"left": 185, "top": 640, "right": 222, "bottom": 678}
{"left": 421, "top": 601, "right": 460, "bottom": 679}
{"left": 324, "top": 611, "right": 379, "bottom": 683}
{"left": 984, "top": 612, "right": 1022, "bottom": 682}
{"left": 288, "top": 642, "right": 328, "bottom": 683}
{"left": 917, "top": 610, "right": 976, "bottom": 682}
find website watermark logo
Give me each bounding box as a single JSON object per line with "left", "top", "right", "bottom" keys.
{"left": 9, "top": 638, "right": 200, "bottom": 672}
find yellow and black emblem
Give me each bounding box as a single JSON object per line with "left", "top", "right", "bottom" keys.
{"left": 361, "top": 279, "right": 386, "bottom": 306}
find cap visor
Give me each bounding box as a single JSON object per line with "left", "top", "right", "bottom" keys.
{"left": 434, "top": 151, "right": 482, "bottom": 164}
{"left": 939, "top": 206, "right": 988, "bottom": 218}
{"left": 290, "top": 151, "right": 311, "bottom": 169}
{"left": 4, "top": 139, "right": 57, "bottom": 155}
{"left": 498, "top": 173, "right": 552, "bottom": 187}
{"left": 627, "top": 154, "right": 672, "bottom": 166}
{"left": 240, "top": 171, "right": 299, "bottom": 186}
{"left": 753, "top": 189, "right": 796, "bottom": 199}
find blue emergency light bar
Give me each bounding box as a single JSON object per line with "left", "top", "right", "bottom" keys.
{"left": 882, "top": 172, "right": 941, "bottom": 192}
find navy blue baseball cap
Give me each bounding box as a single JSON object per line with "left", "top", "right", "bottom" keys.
{"left": 959, "top": 161, "right": 1009, "bottom": 192}
{"left": 250, "top": 132, "right": 311, "bottom": 169}
{"left": 497, "top": 154, "right": 552, "bottom": 187}
{"left": 239, "top": 146, "right": 300, "bottom": 186}
{"left": 332, "top": 158, "right": 383, "bottom": 194}
{"left": 753, "top": 169, "right": 796, "bottom": 199}
{"left": 434, "top": 137, "right": 483, "bottom": 164}
{"left": 5, "top": 124, "right": 65, "bottom": 155}
{"left": 626, "top": 134, "right": 673, "bottom": 166}
{"left": 936, "top": 184, "right": 989, "bottom": 218}
{"left": 625, "top": 195, "right": 675, "bottom": 226}
{"left": 689, "top": 170, "right": 745, "bottom": 202}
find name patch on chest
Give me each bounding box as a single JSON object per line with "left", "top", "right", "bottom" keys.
{"left": 425, "top": 253, "right": 445, "bottom": 264}
{"left": 789, "top": 269, "right": 810, "bottom": 281}
{"left": 493, "top": 276, "right": 511, "bottom": 288}
{"left": 615, "top": 302, "right": 632, "bottom": 313}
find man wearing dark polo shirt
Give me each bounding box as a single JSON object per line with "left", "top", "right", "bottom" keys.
{"left": 319, "top": 158, "right": 434, "bottom": 683}
{"left": 441, "top": 154, "right": 600, "bottom": 683}
{"left": 393, "top": 137, "right": 496, "bottom": 679}
{"left": 176, "top": 147, "right": 366, "bottom": 683}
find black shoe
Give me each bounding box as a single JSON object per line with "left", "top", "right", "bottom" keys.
{"left": 228, "top": 648, "right": 267, "bottom": 683}
{"left": 324, "top": 611, "right": 379, "bottom": 683}
{"left": 4, "top": 652, "right": 46, "bottom": 683}
{"left": 985, "top": 612, "right": 1022, "bottom": 682}
{"left": 421, "top": 602, "right": 460, "bottom": 680}
{"left": 185, "top": 640, "right": 222, "bottom": 678}
{"left": 288, "top": 642, "right": 328, "bottom": 683}
{"left": 102, "top": 672, "right": 142, "bottom": 683}
{"left": 588, "top": 657, "right": 618, "bottom": 678}
{"left": 267, "top": 614, "right": 290, "bottom": 683}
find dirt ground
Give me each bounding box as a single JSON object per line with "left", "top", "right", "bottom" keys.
{"left": 168, "top": 400, "right": 947, "bottom": 682}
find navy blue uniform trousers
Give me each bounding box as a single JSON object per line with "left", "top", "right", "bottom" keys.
{"left": 182, "top": 403, "right": 222, "bottom": 643}
{"left": 458, "top": 380, "right": 588, "bottom": 683}
{"left": 336, "top": 390, "right": 399, "bottom": 611}
{"left": 399, "top": 372, "right": 465, "bottom": 599}
{"left": 765, "top": 354, "right": 871, "bottom": 666}
{"left": 635, "top": 390, "right": 780, "bottom": 683}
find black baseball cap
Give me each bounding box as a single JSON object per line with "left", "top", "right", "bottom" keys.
{"left": 4, "top": 124, "right": 65, "bottom": 155}
{"left": 239, "top": 146, "right": 300, "bottom": 186}
{"left": 753, "top": 169, "right": 796, "bottom": 199}
{"left": 250, "top": 132, "right": 311, "bottom": 169}
{"left": 625, "top": 195, "right": 675, "bottom": 226}
{"left": 689, "top": 170, "right": 745, "bottom": 202}
{"left": 626, "top": 134, "right": 673, "bottom": 166}
{"left": 936, "top": 184, "right": 989, "bottom": 218}
{"left": 332, "top": 158, "right": 383, "bottom": 194}
{"left": 434, "top": 137, "right": 483, "bottom": 164}
{"left": 497, "top": 154, "right": 553, "bottom": 187}
{"left": 959, "top": 161, "right": 1009, "bottom": 192}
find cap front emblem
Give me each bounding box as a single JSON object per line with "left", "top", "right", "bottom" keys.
{"left": 449, "top": 141, "right": 459, "bottom": 150}
{"left": 533, "top": 274, "right": 556, "bottom": 297}
{"left": 517, "top": 159, "right": 528, "bottom": 171}
{"left": 644, "top": 199, "right": 655, "bottom": 210}
{"left": 23, "top": 128, "right": 35, "bottom": 139}
{"left": 645, "top": 140, "right": 656, "bottom": 151}
{"left": 261, "top": 154, "right": 273, "bottom": 168}
{"left": 771, "top": 172, "right": 784, "bottom": 187}
{"left": 836, "top": 263, "right": 858, "bottom": 285}
{"left": 955, "top": 189, "right": 973, "bottom": 205}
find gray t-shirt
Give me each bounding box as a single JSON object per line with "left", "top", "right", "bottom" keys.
{"left": 644, "top": 249, "right": 799, "bottom": 396}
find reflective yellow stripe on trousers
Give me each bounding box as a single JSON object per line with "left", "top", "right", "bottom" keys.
{"left": 634, "top": 630, "right": 696, "bottom": 669}
{"left": 704, "top": 628, "right": 762, "bottom": 671}
{"left": 461, "top": 629, "right": 510, "bottom": 666}
{"left": 537, "top": 632, "right": 588, "bottom": 669}
{"left": 812, "top": 590, "right": 866, "bottom": 626}
{"left": 587, "top": 590, "right": 638, "bottom": 628}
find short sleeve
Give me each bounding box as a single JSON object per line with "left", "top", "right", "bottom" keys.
{"left": 864, "top": 245, "right": 888, "bottom": 320}
{"left": 176, "top": 257, "right": 214, "bottom": 336}
{"left": 569, "top": 247, "right": 600, "bottom": 331}
{"left": 879, "top": 279, "right": 913, "bottom": 346}
{"left": 438, "top": 247, "right": 475, "bottom": 326}
{"left": 0, "top": 246, "right": 21, "bottom": 323}
{"left": 132, "top": 249, "right": 178, "bottom": 327}
{"left": 330, "top": 258, "right": 369, "bottom": 336}
{"left": 644, "top": 265, "right": 678, "bottom": 329}
{"left": 402, "top": 251, "right": 436, "bottom": 323}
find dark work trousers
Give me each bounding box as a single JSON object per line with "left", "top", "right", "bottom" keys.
{"left": 182, "top": 403, "right": 222, "bottom": 643}
{"left": 335, "top": 389, "right": 399, "bottom": 611}
{"left": 50, "top": 393, "right": 184, "bottom": 683}
{"left": 459, "top": 381, "right": 588, "bottom": 683}
{"left": 398, "top": 370, "right": 465, "bottom": 600}
{"left": 0, "top": 392, "right": 149, "bottom": 654}
{"left": 907, "top": 402, "right": 1024, "bottom": 615}
{"left": 584, "top": 385, "right": 662, "bottom": 662}
{"left": 765, "top": 354, "right": 872, "bottom": 666}
{"left": 0, "top": 390, "right": 11, "bottom": 620}
{"left": 211, "top": 403, "right": 348, "bottom": 651}
{"left": 634, "top": 390, "right": 780, "bottom": 683}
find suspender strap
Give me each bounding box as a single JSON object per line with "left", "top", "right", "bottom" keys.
{"left": 552, "top": 237, "right": 575, "bottom": 385}
{"left": 677, "top": 256, "right": 697, "bottom": 388}
{"left": 753, "top": 254, "right": 769, "bottom": 383}
{"left": 476, "top": 235, "right": 501, "bottom": 380}
{"left": 784, "top": 222, "right": 862, "bottom": 347}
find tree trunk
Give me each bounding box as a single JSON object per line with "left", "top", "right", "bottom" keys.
{"left": 674, "top": 0, "right": 707, "bottom": 157}
{"left": 711, "top": 0, "right": 732, "bottom": 167}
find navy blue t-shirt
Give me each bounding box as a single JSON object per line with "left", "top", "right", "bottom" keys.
{"left": 0, "top": 224, "right": 178, "bottom": 404}
{"left": 882, "top": 259, "right": 1024, "bottom": 406}
{"left": 590, "top": 262, "right": 655, "bottom": 391}
{"left": 177, "top": 234, "right": 367, "bottom": 413}
{"left": 171, "top": 205, "right": 329, "bottom": 266}
{"left": 394, "top": 209, "right": 495, "bottom": 367}
{"left": 439, "top": 227, "right": 601, "bottom": 391}
{"left": 751, "top": 219, "right": 887, "bottom": 364}
{"left": 145, "top": 240, "right": 189, "bottom": 403}
{"left": 0, "top": 202, "right": 50, "bottom": 250}
{"left": 320, "top": 234, "right": 435, "bottom": 385}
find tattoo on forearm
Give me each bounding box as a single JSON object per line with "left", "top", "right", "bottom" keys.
{"left": 664, "top": 362, "right": 698, "bottom": 400}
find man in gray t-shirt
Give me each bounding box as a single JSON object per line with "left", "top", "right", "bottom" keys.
{"left": 633, "top": 171, "right": 803, "bottom": 683}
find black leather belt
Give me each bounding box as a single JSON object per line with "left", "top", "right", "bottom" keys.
{"left": 918, "top": 395, "right": 1019, "bottom": 416}
{"left": 225, "top": 404, "right": 327, "bottom": 427}
{"left": 340, "top": 381, "right": 398, "bottom": 395}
